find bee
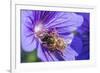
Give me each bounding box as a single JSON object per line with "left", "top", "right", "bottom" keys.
{"left": 41, "top": 30, "right": 67, "bottom": 51}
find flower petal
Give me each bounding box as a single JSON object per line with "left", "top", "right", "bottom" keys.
{"left": 38, "top": 11, "right": 55, "bottom": 24}
{"left": 21, "top": 10, "right": 38, "bottom": 52}
{"left": 52, "top": 50, "right": 64, "bottom": 61}
{"left": 62, "top": 46, "right": 78, "bottom": 60}
{"left": 60, "top": 33, "right": 74, "bottom": 44}
{"left": 45, "top": 12, "right": 83, "bottom": 33}
{"left": 37, "top": 43, "right": 58, "bottom": 61}
{"left": 21, "top": 35, "right": 38, "bottom": 52}
{"left": 37, "top": 43, "right": 48, "bottom": 61}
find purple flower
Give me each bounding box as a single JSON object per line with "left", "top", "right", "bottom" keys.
{"left": 21, "top": 10, "right": 83, "bottom": 61}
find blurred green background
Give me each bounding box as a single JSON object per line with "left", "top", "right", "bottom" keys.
{"left": 21, "top": 49, "right": 41, "bottom": 63}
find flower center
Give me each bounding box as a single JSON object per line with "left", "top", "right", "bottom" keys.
{"left": 34, "top": 24, "right": 43, "bottom": 33}
{"left": 34, "top": 26, "right": 67, "bottom": 51}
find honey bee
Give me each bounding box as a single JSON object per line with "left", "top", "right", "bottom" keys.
{"left": 41, "top": 30, "right": 67, "bottom": 51}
